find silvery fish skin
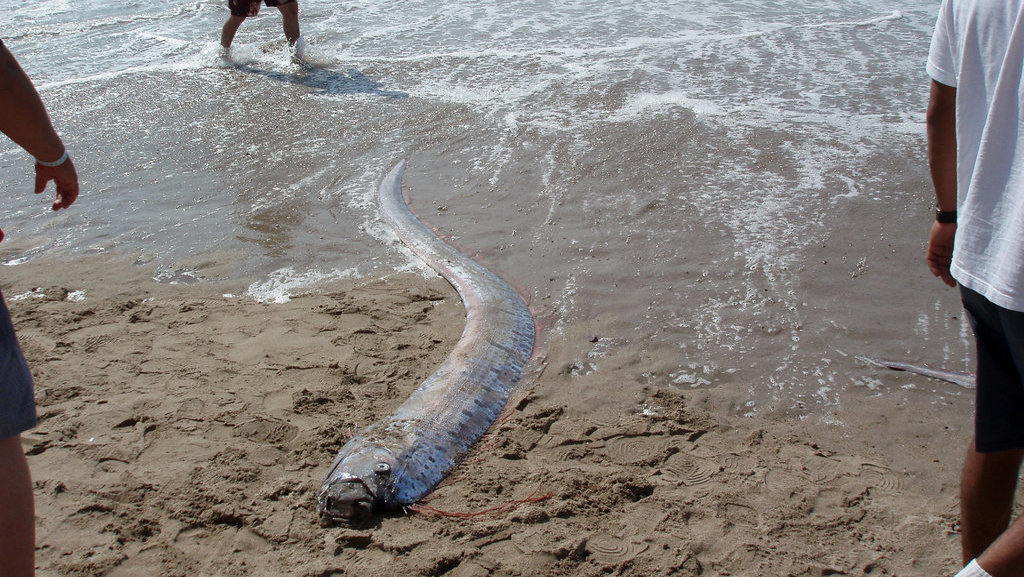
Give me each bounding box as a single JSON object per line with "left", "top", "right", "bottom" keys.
{"left": 318, "top": 161, "right": 536, "bottom": 525}
{"left": 859, "top": 356, "right": 976, "bottom": 389}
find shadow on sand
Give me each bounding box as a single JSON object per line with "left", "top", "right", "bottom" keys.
{"left": 234, "top": 63, "right": 408, "bottom": 99}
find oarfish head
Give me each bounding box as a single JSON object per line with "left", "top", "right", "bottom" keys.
{"left": 318, "top": 443, "right": 397, "bottom": 526}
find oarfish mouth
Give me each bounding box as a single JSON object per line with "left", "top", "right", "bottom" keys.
{"left": 318, "top": 479, "right": 376, "bottom": 526}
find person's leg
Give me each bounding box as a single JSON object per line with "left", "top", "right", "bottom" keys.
{"left": 0, "top": 434, "right": 35, "bottom": 577}
{"left": 960, "top": 440, "right": 1024, "bottom": 564}
{"left": 960, "top": 286, "right": 1024, "bottom": 564}
{"left": 223, "top": 0, "right": 259, "bottom": 48}
{"left": 221, "top": 14, "right": 247, "bottom": 48}
{"left": 276, "top": 1, "right": 300, "bottom": 46}
{"left": 0, "top": 288, "right": 36, "bottom": 577}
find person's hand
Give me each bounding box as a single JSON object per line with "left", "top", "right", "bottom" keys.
{"left": 0, "top": 156, "right": 80, "bottom": 244}
{"left": 927, "top": 220, "right": 957, "bottom": 287}
{"left": 35, "top": 155, "right": 78, "bottom": 211}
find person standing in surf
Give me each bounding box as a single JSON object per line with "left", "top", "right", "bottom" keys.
{"left": 221, "top": 0, "right": 302, "bottom": 50}
{"left": 927, "top": 1, "right": 1024, "bottom": 576}
{"left": 0, "top": 38, "right": 80, "bottom": 577}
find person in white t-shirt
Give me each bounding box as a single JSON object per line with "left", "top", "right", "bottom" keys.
{"left": 928, "top": 1, "right": 1024, "bottom": 576}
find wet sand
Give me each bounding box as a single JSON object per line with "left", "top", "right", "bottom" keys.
{"left": 3, "top": 251, "right": 970, "bottom": 577}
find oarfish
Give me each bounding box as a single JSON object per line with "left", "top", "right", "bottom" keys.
{"left": 859, "top": 356, "right": 975, "bottom": 389}
{"left": 317, "top": 160, "right": 536, "bottom": 525}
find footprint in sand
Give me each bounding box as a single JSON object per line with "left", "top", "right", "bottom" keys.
{"left": 599, "top": 435, "right": 682, "bottom": 466}
{"left": 233, "top": 415, "right": 298, "bottom": 445}
{"left": 584, "top": 532, "right": 650, "bottom": 565}
{"left": 662, "top": 454, "right": 719, "bottom": 486}
{"left": 858, "top": 462, "right": 905, "bottom": 491}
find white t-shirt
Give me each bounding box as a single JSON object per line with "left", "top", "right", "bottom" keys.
{"left": 928, "top": 0, "right": 1024, "bottom": 312}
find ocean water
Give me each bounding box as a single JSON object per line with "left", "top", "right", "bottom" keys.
{"left": 0, "top": 0, "right": 969, "bottom": 420}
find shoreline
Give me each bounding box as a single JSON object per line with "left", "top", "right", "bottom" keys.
{"left": 5, "top": 252, "right": 967, "bottom": 576}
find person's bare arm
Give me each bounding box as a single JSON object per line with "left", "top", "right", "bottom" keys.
{"left": 0, "top": 42, "right": 64, "bottom": 163}
{"left": 0, "top": 41, "right": 78, "bottom": 241}
{"left": 926, "top": 79, "right": 958, "bottom": 287}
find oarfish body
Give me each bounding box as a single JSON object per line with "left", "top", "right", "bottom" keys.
{"left": 317, "top": 161, "right": 536, "bottom": 524}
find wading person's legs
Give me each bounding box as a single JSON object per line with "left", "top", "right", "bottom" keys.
{"left": 277, "top": 1, "right": 300, "bottom": 46}
{"left": 221, "top": 14, "right": 247, "bottom": 48}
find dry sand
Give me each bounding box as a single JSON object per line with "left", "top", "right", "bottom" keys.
{"left": 4, "top": 253, "right": 968, "bottom": 577}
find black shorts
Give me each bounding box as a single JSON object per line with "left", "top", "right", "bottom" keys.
{"left": 961, "top": 285, "right": 1024, "bottom": 452}
{"left": 229, "top": 0, "right": 296, "bottom": 18}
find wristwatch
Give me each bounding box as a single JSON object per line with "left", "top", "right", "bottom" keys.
{"left": 936, "top": 208, "right": 957, "bottom": 223}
